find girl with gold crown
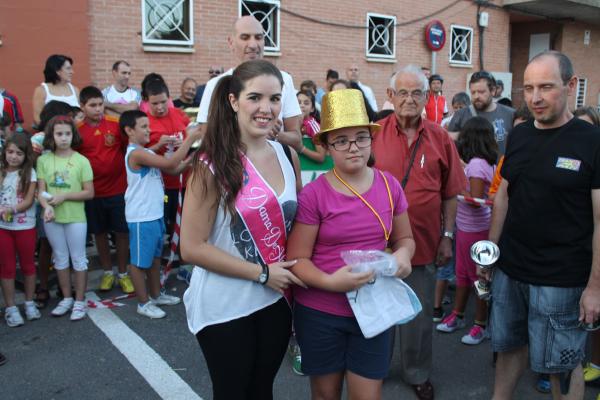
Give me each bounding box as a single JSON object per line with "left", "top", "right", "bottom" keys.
{"left": 287, "top": 89, "right": 416, "bottom": 399}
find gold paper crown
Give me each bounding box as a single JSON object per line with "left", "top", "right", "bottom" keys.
{"left": 317, "top": 89, "right": 380, "bottom": 138}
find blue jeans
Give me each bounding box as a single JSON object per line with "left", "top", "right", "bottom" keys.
{"left": 490, "top": 268, "right": 587, "bottom": 373}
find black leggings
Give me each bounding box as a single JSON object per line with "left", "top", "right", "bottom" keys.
{"left": 196, "top": 298, "right": 292, "bottom": 400}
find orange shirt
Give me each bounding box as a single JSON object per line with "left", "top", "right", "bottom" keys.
{"left": 77, "top": 116, "right": 127, "bottom": 197}
{"left": 372, "top": 114, "right": 466, "bottom": 265}
{"left": 488, "top": 156, "right": 504, "bottom": 195}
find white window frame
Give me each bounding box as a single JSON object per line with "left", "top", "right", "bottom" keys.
{"left": 239, "top": 0, "right": 281, "bottom": 53}
{"left": 449, "top": 24, "right": 473, "bottom": 66}
{"left": 142, "top": 0, "right": 194, "bottom": 46}
{"left": 365, "top": 13, "right": 397, "bottom": 60}
{"left": 575, "top": 78, "right": 587, "bottom": 108}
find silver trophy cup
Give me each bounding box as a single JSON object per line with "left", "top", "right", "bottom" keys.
{"left": 470, "top": 240, "right": 500, "bottom": 300}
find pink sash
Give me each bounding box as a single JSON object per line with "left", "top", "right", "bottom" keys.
{"left": 236, "top": 154, "right": 287, "bottom": 265}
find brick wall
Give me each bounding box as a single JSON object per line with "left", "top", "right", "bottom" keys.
{"left": 560, "top": 22, "right": 600, "bottom": 109}
{"left": 0, "top": 0, "right": 91, "bottom": 124}
{"left": 88, "top": 0, "right": 511, "bottom": 110}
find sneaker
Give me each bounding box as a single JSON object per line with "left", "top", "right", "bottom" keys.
{"left": 177, "top": 264, "right": 194, "bottom": 285}
{"left": 5, "top": 306, "right": 24, "bottom": 327}
{"left": 151, "top": 293, "right": 181, "bottom": 306}
{"left": 99, "top": 273, "right": 115, "bottom": 291}
{"left": 535, "top": 374, "right": 551, "bottom": 393}
{"left": 137, "top": 302, "right": 166, "bottom": 319}
{"left": 118, "top": 275, "right": 135, "bottom": 294}
{"left": 584, "top": 362, "right": 600, "bottom": 382}
{"left": 436, "top": 312, "right": 465, "bottom": 333}
{"left": 461, "top": 325, "right": 487, "bottom": 345}
{"left": 432, "top": 308, "right": 445, "bottom": 322}
{"left": 70, "top": 301, "right": 87, "bottom": 321}
{"left": 289, "top": 344, "right": 304, "bottom": 376}
{"left": 25, "top": 302, "right": 41, "bottom": 321}
{"left": 51, "top": 298, "right": 74, "bottom": 317}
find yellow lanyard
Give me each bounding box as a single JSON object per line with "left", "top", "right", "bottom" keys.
{"left": 333, "top": 168, "right": 394, "bottom": 241}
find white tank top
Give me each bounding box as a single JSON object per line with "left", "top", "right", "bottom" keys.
{"left": 124, "top": 144, "right": 165, "bottom": 223}
{"left": 42, "top": 82, "right": 80, "bottom": 107}
{"left": 184, "top": 140, "right": 298, "bottom": 334}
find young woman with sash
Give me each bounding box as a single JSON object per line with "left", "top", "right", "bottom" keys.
{"left": 287, "top": 89, "right": 416, "bottom": 400}
{"left": 180, "top": 60, "right": 304, "bottom": 400}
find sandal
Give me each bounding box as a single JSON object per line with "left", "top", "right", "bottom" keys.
{"left": 412, "top": 381, "right": 434, "bottom": 400}
{"left": 34, "top": 288, "right": 50, "bottom": 309}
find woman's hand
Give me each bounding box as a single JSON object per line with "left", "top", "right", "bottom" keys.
{"left": 48, "top": 194, "right": 66, "bottom": 207}
{"left": 43, "top": 206, "right": 55, "bottom": 222}
{"left": 326, "top": 266, "right": 375, "bottom": 293}
{"left": 395, "top": 255, "right": 412, "bottom": 279}
{"left": 266, "top": 260, "right": 307, "bottom": 294}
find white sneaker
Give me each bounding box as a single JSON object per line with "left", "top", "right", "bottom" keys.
{"left": 137, "top": 302, "right": 166, "bottom": 319}
{"left": 5, "top": 306, "right": 24, "bottom": 327}
{"left": 25, "top": 302, "right": 41, "bottom": 321}
{"left": 51, "top": 298, "right": 74, "bottom": 317}
{"left": 70, "top": 301, "right": 87, "bottom": 321}
{"left": 151, "top": 293, "right": 181, "bottom": 306}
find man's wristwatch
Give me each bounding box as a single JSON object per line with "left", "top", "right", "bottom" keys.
{"left": 257, "top": 264, "right": 269, "bottom": 285}
{"left": 442, "top": 231, "right": 454, "bottom": 240}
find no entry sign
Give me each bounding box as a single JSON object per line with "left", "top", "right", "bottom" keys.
{"left": 425, "top": 20, "right": 446, "bottom": 52}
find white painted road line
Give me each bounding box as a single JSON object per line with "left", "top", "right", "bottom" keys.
{"left": 86, "top": 292, "right": 202, "bottom": 400}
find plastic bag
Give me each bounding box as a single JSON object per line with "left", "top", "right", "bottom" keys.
{"left": 341, "top": 249, "right": 398, "bottom": 276}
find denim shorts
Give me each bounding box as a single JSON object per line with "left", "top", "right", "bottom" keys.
{"left": 490, "top": 268, "right": 587, "bottom": 373}
{"left": 436, "top": 236, "right": 456, "bottom": 281}
{"left": 293, "top": 303, "right": 393, "bottom": 379}
{"left": 128, "top": 218, "right": 165, "bottom": 269}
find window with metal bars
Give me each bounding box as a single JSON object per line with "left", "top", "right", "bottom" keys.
{"left": 142, "top": 0, "right": 194, "bottom": 46}
{"left": 240, "top": 0, "right": 280, "bottom": 52}
{"left": 449, "top": 25, "right": 473, "bottom": 65}
{"left": 366, "top": 13, "right": 396, "bottom": 59}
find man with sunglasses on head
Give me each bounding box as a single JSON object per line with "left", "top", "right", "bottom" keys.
{"left": 194, "top": 65, "right": 224, "bottom": 106}
{"left": 448, "top": 71, "right": 515, "bottom": 155}
{"left": 372, "top": 65, "right": 465, "bottom": 400}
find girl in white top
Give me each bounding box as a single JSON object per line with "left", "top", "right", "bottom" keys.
{"left": 0, "top": 134, "right": 41, "bottom": 327}
{"left": 32, "top": 55, "right": 80, "bottom": 126}
{"left": 181, "top": 60, "right": 303, "bottom": 400}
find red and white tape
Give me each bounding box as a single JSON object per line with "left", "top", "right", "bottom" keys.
{"left": 160, "top": 174, "right": 183, "bottom": 286}
{"left": 457, "top": 195, "right": 494, "bottom": 207}
{"left": 87, "top": 293, "right": 135, "bottom": 309}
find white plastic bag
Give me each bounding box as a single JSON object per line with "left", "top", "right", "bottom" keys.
{"left": 342, "top": 250, "right": 421, "bottom": 338}
{"left": 341, "top": 250, "right": 398, "bottom": 276}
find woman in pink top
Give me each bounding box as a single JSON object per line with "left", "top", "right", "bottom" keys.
{"left": 287, "top": 89, "right": 415, "bottom": 399}
{"left": 436, "top": 117, "right": 497, "bottom": 346}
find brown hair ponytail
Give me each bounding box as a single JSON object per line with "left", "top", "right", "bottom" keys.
{"left": 192, "top": 60, "right": 284, "bottom": 216}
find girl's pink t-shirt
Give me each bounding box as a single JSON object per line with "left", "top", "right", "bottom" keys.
{"left": 293, "top": 169, "right": 408, "bottom": 317}
{"left": 456, "top": 157, "right": 495, "bottom": 232}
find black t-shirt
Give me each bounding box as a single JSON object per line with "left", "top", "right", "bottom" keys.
{"left": 499, "top": 118, "right": 600, "bottom": 287}
{"left": 173, "top": 99, "right": 198, "bottom": 109}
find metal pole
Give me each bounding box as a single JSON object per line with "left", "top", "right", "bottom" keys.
{"left": 431, "top": 51, "right": 437, "bottom": 74}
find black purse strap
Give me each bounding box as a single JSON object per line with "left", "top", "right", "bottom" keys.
{"left": 401, "top": 133, "right": 424, "bottom": 189}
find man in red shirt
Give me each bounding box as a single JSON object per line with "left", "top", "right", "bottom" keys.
{"left": 424, "top": 74, "right": 448, "bottom": 125}
{"left": 372, "top": 65, "right": 465, "bottom": 400}
{"left": 78, "top": 86, "right": 133, "bottom": 293}
{"left": 144, "top": 80, "right": 193, "bottom": 244}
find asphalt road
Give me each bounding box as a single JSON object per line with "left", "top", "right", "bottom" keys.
{"left": 2, "top": 270, "right": 600, "bottom": 400}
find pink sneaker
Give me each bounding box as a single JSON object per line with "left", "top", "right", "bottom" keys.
{"left": 436, "top": 312, "right": 465, "bottom": 333}
{"left": 461, "top": 325, "right": 487, "bottom": 345}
